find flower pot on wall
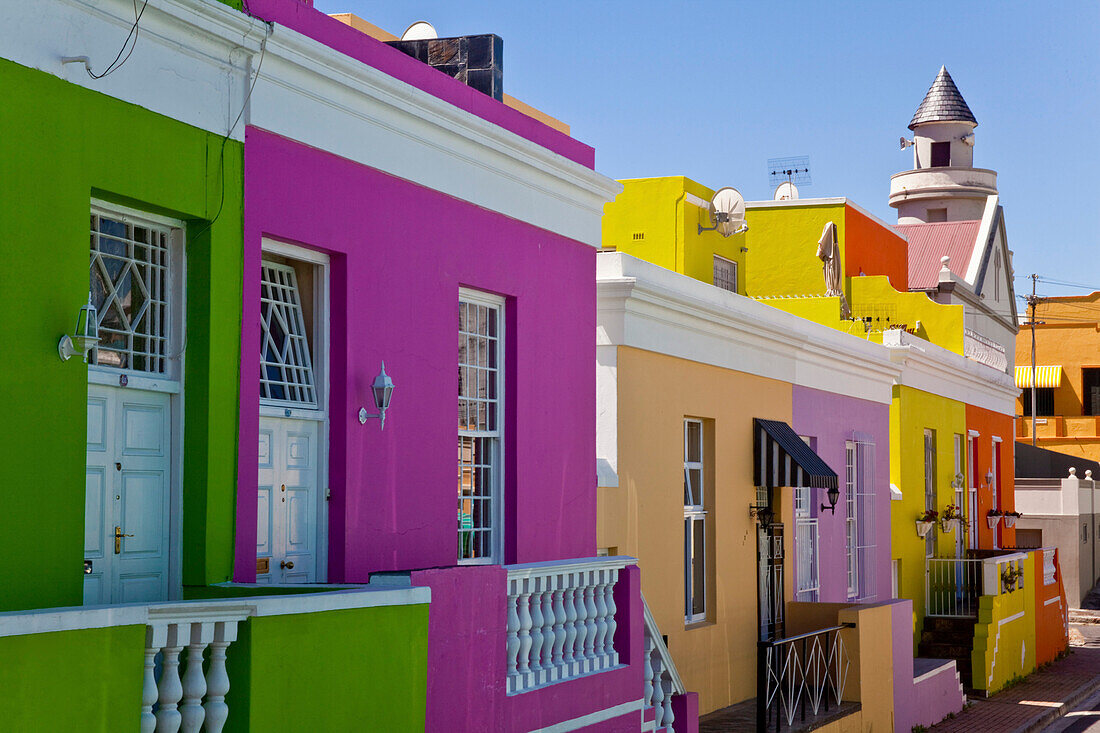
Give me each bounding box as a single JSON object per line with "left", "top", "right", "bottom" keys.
{"left": 941, "top": 519, "right": 956, "bottom": 533}
{"left": 916, "top": 521, "right": 934, "bottom": 538}
{"left": 1004, "top": 515, "right": 1018, "bottom": 528}
{"left": 987, "top": 516, "right": 1001, "bottom": 530}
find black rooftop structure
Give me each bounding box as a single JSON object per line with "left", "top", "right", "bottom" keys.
{"left": 1016, "top": 442, "right": 1100, "bottom": 479}
{"left": 909, "top": 66, "right": 978, "bottom": 130}
{"left": 753, "top": 418, "right": 838, "bottom": 490}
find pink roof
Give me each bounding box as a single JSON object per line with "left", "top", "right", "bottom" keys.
{"left": 895, "top": 220, "right": 981, "bottom": 289}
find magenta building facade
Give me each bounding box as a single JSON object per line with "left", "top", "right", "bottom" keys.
{"left": 229, "top": 0, "right": 687, "bottom": 730}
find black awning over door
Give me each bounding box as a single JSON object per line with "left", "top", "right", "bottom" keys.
{"left": 753, "top": 418, "right": 839, "bottom": 489}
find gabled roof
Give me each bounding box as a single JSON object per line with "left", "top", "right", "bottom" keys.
{"left": 895, "top": 220, "right": 981, "bottom": 289}
{"left": 909, "top": 66, "right": 977, "bottom": 130}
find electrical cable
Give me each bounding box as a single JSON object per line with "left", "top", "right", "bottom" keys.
{"left": 87, "top": 0, "right": 150, "bottom": 79}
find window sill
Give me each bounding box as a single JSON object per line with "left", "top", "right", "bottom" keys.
{"left": 684, "top": 619, "right": 716, "bottom": 631}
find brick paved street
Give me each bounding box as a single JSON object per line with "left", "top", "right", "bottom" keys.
{"left": 928, "top": 623, "right": 1100, "bottom": 733}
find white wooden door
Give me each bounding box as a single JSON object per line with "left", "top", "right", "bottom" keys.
{"left": 84, "top": 384, "right": 171, "bottom": 604}
{"left": 257, "top": 416, "right": 319, "bottom": 583}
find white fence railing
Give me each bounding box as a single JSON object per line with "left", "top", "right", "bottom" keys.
{"left": 643, "top": 597, "right": 685, "bottom": 732}
{"left": 926, "top": 558, "right": 984, "bottom": 617}
{"left": 505, "top": 557, "right": 633, "bottom": 695}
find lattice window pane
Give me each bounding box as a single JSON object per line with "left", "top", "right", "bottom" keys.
{"left": 458, "top": 295, "right": 502, "bottom": 562}
{"left": 89, "top": 213, "right": 172, "bottom": 373}
{"left": 259, "top": 261, "right": 316, "bottom": 406}
{"left": 713, "top": 256, "right": 737, "bottom": 293}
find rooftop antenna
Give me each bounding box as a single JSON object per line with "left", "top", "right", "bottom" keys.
{"left": 767, "top": 156, "right": 812, "bottom": 200}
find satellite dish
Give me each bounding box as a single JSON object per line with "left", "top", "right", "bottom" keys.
{"left": 401, "top": 21, "right": 438, "bottom": 40}
{"left": 900, "top": 137, "right": 915, "bottom": 150}
{"left": 698, "top": 187, "right": 748, "bottom": 237}
{"left": 773, "top": 182, "right": 799, "bottom": 201}
{"left": 960, "top": 132, "right": 975, "bottom": 147}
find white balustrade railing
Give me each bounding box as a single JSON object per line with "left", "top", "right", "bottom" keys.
{"left": 505, "top": 557, "right": 633, "bottom": 695}
{"left": 1041, "top": 548, "right": 1057, "bottom": 585}
{"left": 142, "top": 605, "right": 251, "bottom": 733}
{"left": 643, "top": 597, "right": 685, "bottom": 732}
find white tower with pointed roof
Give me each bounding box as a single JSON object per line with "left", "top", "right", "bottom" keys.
{"left": 889, "top": 67, "right": 997, "bottom": 225}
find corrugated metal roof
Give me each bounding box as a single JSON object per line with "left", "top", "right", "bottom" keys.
{"left": 895, "top": 220, "right": 981, "bottom": 289}
{"left": 909, "top": 66, "right": 977, "bottom": 130}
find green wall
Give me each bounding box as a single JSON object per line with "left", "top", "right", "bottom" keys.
{"left": 0, "top": 58, "right": 243, "bottom": 611}
{"left": 225, "top": 604, "right": 430, "bottom": 732}
{"left": 0, "top": 625, "right": 144, "bottom": 730}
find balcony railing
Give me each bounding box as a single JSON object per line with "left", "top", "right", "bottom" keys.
{"left": 963, "top": 328, "right": 1007, "bottom": 372}
{"left": 926, "top": 558, "right": 983, "bottom": 617}
{"left": 757, "top": 624, "right": 852, "bottom": 731}
{"left": 505, "top": 557, "right": 633, "bottom": 695}
{"left": 643, "top": 597, "right": 685, "bottom": 732}
{"left": 926, "top": 552, "right": 1029, "bottom": 617}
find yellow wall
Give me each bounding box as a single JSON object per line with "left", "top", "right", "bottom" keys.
{"left": 890, "top": 385, "right": 968, "bottom": 647}
{"left": 972, "top": 554, "right": 1038, "bottom": 692}
{"left": 598, "top": 346, "right": 791, "bottom": 714}
{"left": 743, "top": 202, "right": 848, "bottom": 299}
{"left": 602, "top": 177, "right": 748, "bottom": 292}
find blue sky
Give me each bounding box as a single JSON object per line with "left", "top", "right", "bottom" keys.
{"left": 316, "top": 1, "right": 1099, "bottom": 298}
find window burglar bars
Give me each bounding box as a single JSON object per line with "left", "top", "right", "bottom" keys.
{"left": 458, "top": 292, "right": 503, "bottom": 563}
{"left": 757, "top": 623, "right": 852, "bottom": 731}
{"left": 90, "top": 211, "right": 172, "bottom": 374}
{"left": 854, "top": 436, "right": 877, "bottom": 600}
{"left": 713, "top": 255, "right": 738, "bottom": 293}
{"left": 259, "top": 261, "right": 317, "bottom": 406}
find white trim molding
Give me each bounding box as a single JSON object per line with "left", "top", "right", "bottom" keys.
{"left": 8, "top": 0, "right": 620, "bottom": 246}
{"left": 526, "top": 699, "right": 645, "bottom": 733}
{"left": 882, "top": 329, "right": 1018, "bottom": 415}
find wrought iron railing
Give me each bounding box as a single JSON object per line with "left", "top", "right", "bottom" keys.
{"left": 926, "top": 558, "right": 983, "bottom": 617}
{"left": 756, "top": 623, "right": 852, "bottom": 731}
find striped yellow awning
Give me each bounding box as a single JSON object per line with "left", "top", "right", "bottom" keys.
{"left": 1015, "top": 365, "right": 1063, "bottom": 389}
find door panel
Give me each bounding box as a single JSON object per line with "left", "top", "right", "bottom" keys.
{"left": 257, "top": 416, "right": 320, "bottom": 583}
{"left": 84, "top": 384, "right": 172, "bottom": 605}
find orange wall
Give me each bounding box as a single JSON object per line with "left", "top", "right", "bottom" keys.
{"left": 966, "top": 404, "right": 1016, "bottom": 548}
{"left": 843, "top": 206, "right": 908, "bottom": 292}
{"left": 1034, "top": 548, "right": 1069, "bottom": 665}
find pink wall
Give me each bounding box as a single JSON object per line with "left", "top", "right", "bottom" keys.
{"left": 235, "top": 128, "right": 597, "bottom": 581}
{"left": 890, "top": 599, "right": 965, "bottom": 732}
{"left": 411, "top": 564, "right": 643, "bottom": 732}
{"left": 244, "top": 0, "right": 594, "bottom": 168}
{"left": 792, "top": 386, "right": 892, "bottom": 603}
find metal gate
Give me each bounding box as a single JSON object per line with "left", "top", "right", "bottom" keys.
{"left": 758, "top": 522, "right": 785, "bottom": 640}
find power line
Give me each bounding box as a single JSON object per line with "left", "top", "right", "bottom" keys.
{"left": 87, "top": 0, "right": 150, "bottom": 79}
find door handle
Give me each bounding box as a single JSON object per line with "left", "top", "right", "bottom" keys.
{"left": 114, "top": 526, "right": 134, "bottom": 554}
{"left": 280, "top": 560, "right": 295, "bottom": 570}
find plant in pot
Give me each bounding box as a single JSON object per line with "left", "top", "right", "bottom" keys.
{"left": 1001, "top": 564, "right": 1023, "bottom": 592}
{"left": 916, "top": 509, "right": 938, "bottom": 538}
{"left": 1003, "top": 510, "right": 1022, "bottom": 528}
{"left": 940, "top": 504, "right": 964, "bottom": 533}
{"left": 987, "top": 508, "right": 1003, "bottom": 529}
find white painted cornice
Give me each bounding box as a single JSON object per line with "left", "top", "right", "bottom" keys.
{"left": 882, "top": 329, "right": 1018, "bottom": 414}
{"left": 597, "top": 253, "right": 902, "bottom": 405}
{"left": 7, "top": 0, "right": 620, "bottom": 245}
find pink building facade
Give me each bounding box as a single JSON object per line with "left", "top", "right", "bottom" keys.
{"left": 232, "top": 1, "right": 689, "bottom": 730}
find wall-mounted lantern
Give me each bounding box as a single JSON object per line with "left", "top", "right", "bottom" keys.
{"left": 985, "top": 470, "right": 994, "bottom": 487}
{"left": 58, "top": 299, "right": 99, "bottom": 363}
{"left": 819, "top": 485, "right": 841, "bottom": 515}
{"left": 358, "top": 361, "right": 395, "bottom": 430}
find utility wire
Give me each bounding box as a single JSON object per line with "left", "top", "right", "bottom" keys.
{"left": 86, "top": 0, "right": 150, "bottom": 79}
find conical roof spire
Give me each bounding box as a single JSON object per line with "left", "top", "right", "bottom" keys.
{"left": 908, "top": 66, "right": 977, "bottom": 130}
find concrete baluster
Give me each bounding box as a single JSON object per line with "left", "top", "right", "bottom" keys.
{"left": 202, "top": 621, "right": 236, "bottom": 733}
{"left": 506, "top": 587, "right": 521, "bottom": 679}
{"left": 180, "top": 623, "right": 212, "bottom": 733}
{"left": 528, "top": 579, "right": 545, "bottom": 674}
{"left": 155, "top": 624, "right": 184, "bottom": 733}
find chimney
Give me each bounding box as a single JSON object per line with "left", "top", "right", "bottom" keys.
{"left": 386, "top": 34, "right": 504, "bottom": 101}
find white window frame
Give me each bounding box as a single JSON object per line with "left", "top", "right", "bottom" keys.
{"left": 845, "top": 441, "right": 858, "bottom": 598}
{"left": 712, "top": 255, "right": 738, "bottom": 293}
{"left": 259, "top": 238, "right": 331, "bottom": 581}
{"left": 924, "top": 429, "right": 937, "bottom": 560}
{"left": 87, "top": 199, "right": 187, "bottom": 600}
{"left": 684, "top": 418, "right": 707, "bottom": 623}
{"left": 458, "top": 288, "right": 505, "bottom": 565}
